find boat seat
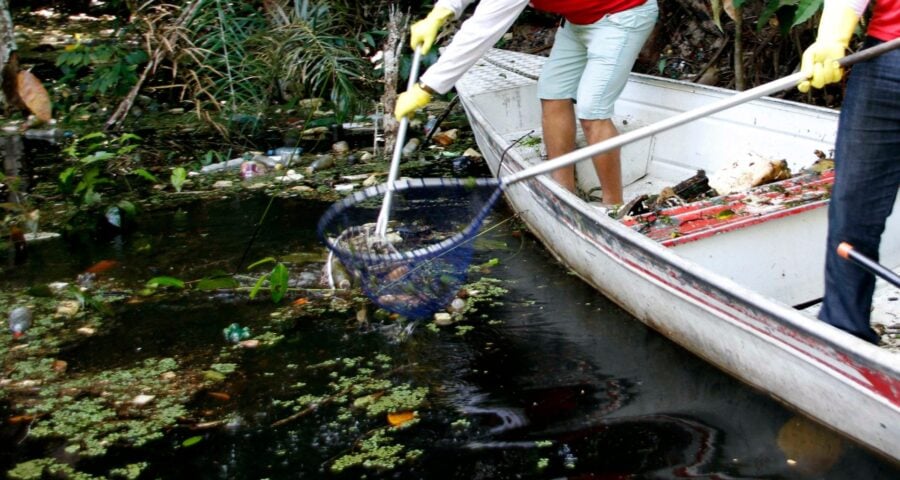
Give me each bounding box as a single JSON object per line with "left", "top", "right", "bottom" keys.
{"left": 621, "top": 169, "right": 834, "bottom": 247}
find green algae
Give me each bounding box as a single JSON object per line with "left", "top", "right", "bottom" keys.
{"left": 330, "top": 428, "right": 423, "bottom": 474}
{"left": 24, "top": 357, "right": 196, "bottom": 457}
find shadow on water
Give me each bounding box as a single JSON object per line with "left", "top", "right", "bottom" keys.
{"left": 1, "top": 141, "right": 898, "bottom": 478}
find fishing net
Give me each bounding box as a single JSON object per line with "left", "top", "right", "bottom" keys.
{"left": 318, "top": 178, "right": 503, "bottom": 319}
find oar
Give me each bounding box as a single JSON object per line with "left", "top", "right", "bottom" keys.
{"left": 502, "top": 37, "right": 900, "bottom": 185}
{"left": 838, "top": 242, "right": 900, "bottom": 288}
{"left": 375, "top": 47, "right": 424, "bottom": 237}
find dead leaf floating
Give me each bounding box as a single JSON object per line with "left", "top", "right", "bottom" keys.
{"left": 17, "top": 70, "right": 52, "bottom": 122}
{"left": 387, "top": 411, "right": 415, "bottom": 427}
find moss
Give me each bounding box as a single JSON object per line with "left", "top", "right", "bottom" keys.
{"left": 329, "top": 429, "right": 415, "bottom": 474}
{"left": 24, "top": 358, "right": 193, "bottom": 457}
{"left": 7, "top": 458, "right": 102, "bottom": 480}
{"left": 454, "top": 325, "right": 474, "bottom": 336}
{"left": 209, "top": 362, "right": 237, "bottom": 374}
{"left": 109, "top": 462, "right": 149, "bottom": 479}
{"left": 362, "top": 385, "right": 427, "bottom": 418}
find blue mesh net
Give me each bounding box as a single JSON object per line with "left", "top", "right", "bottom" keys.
{"left": 318, "top": 178, "right": 503, "bottom": 319}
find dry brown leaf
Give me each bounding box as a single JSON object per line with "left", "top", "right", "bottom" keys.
{"left": 17, "top": 70, "right": 52, "bottom": 122}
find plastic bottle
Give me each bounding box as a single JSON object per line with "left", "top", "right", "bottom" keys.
{"left": 23, "top": 128, "right": 73, "bottom": 143}
{"left": 401, "top": 138, "right": 420, "bottom": 157}
{"left": 266, "top": 147, "right": 304, "bottom": 157}
{"left": 266, "top": 147, "right": 304, "bottom": 166}
{"left": 305, "top": 154, "right": 335, "bottom": 174}
{"left": 8, "top": 306, "right": 32, "bottom": 338}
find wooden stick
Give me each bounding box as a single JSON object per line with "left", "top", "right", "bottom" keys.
{"left": 104, "top": 0, "right": 203, "bottom": 131}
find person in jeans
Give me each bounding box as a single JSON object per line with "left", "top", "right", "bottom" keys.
{"left": 799, "top": 0, "right": 900, "bottom": 343}
{"left": 395, "top": 0, "right": 658, "bottom": 206}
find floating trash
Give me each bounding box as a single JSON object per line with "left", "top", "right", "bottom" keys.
{"left": 8, "top": 306, "right": 32, "bottom": 338}
{"left": 223, "top": 323, "right": 251, "bottom": 343}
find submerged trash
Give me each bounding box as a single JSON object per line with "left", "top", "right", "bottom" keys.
{"left": 223, "top": 323, "right": 251, "bottom": 343}
{"left": 306, "top": 154, "right": 335, "bottom": 174}
{"left": 240, "top": 160, "right": 268, "bottom": 179}
{"left": 8, "top": 306, "right": 32, "bottom": 338}
{"left": 332, "top": 141, "right": 350, "bottom": 154}
{"left": 401, "top": 138, "right": 420, "bottom": 157}
{"left": 267, "top": 146, "right": 304, "bottom": 165}
{"left": 200, "top": 158, "right": 245, "bottom": 173}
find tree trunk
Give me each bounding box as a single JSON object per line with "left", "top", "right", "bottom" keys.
{"left": 732, "top": 5, "right": 745, "bottom": 90}
{"left": 380, "top": 5, "right": 405, "bottom": 157}
{"left": 0, "top": 0, "right": 17, "bottom": 108}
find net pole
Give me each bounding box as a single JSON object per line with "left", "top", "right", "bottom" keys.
{"left": 376, "top": 48, "right": 424, "bottom": 237}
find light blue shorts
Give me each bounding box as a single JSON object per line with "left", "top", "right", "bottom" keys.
{"left": 536, "top": 0, "right": 658, "bottom": 120}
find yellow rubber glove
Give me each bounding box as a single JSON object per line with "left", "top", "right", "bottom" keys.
{"left": 394, "top": 83, "right": 432, "bottom": 121}
{"left": 799, "top": 3, "right": 860, "bottom": 92}
{"left": 410, "top": 6, "right": 454, "bottom": 54}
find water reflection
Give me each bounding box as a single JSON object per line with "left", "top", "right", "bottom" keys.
{"left": 1, "top": 135, "right": 26, "bottom": 204}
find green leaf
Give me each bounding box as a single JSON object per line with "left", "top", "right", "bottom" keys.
{"left": 791, "top": 0, "right": 823, "bottom": 27}
{"left": 117, "top": 199, "right": 137, "bottom": 216}
{"left": 171, "top": 167, "right": 187, "bottom": 193}
{"left": 710, "top": 0, "right": 724, "bottom": 31}
{"left": 117, "top": 132, "right": 143, "bottom": 143}
{"left": 269, "top": 263, "right": 289, "bottom": 303}
{"left": 249, "top": 273, "right": 269, "bottom": 300}
{"left": 146, "top": 276, "right": 186, "bottom": 289}
{"left": 132, "top": 168, "right": 160, "bottom": 183}
{"left": 81, "top": 150, "right": 115, "bottom": 164}
{"left": 247, "top": 257, "right": 276, "bottom": 270}
{"left": 182, "top": 435, "right": 203, "bottom": 447}
{"left": 197, "top": 274, "right": 239, "bottom": 291}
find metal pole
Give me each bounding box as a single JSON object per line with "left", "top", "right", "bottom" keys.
{"left": 376, "top": 47, "right": 423, "bottom": 237}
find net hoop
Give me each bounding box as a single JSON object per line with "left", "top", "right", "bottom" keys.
{"left": 317, "top": 177, "right": 503, "bottom": 265}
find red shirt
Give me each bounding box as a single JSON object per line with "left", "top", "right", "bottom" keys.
{"left": 529, "top": 0, "right": 647, "bottom": 25}
{"left": 869, "top": 0, "right": 900, "bottom": 40}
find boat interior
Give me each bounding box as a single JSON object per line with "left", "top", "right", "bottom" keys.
{"left": 459, "top": 50, "right": 900, "bottom": 332}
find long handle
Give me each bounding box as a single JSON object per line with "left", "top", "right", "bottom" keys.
{"left": 838, "top": 242, "right": 900, "bottom": 289}
{"left": 502, "top": 38, "right": 900, "bottom": 186}
{"left": 376, "top": 47, "right": 424, "bottom": 236}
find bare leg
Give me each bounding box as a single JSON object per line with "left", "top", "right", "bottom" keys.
{"left": 580, "top": 118, "right": 621, "bottom": 205}
{"left": 541, "top": 99, "right": 576, "bottom": 192}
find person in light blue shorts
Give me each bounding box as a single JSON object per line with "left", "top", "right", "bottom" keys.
{"left": 538, "top": 0, "right": 658, "bottom": 205}
{"left": 397, "top": 0, "right": 658, "bottom": 206}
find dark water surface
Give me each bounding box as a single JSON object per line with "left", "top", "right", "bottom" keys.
{"left": 2, "top": 184, "right": 899, "bottom": 477}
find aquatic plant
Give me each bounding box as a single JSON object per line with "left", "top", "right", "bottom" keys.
{"left": 24, "top": 358, "right": 193, "bottom": 457}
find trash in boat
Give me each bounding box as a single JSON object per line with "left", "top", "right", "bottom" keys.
{"left": 619, "top": 170, "right": 711, "bottom": 217}
{"left": 708, "top": 156, "right": 791, "bottom": 196}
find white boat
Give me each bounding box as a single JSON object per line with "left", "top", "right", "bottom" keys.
{"left": 454, "top": 48, "right": 900, "bottom": 462}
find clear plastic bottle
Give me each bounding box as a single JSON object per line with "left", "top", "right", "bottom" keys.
{"left": 266, "top": 147, "right": 304, "bottom": 166}
{"left": 8, "top": 306, "right": 32, "bottom": 338}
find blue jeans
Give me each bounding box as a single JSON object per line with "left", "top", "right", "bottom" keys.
{"left": 819, "top": 37, "right": 900, "bottom": 343}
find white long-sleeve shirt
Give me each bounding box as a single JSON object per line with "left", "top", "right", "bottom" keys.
{"left": 420, "top": 0, "right": 530, "bottom": 94}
